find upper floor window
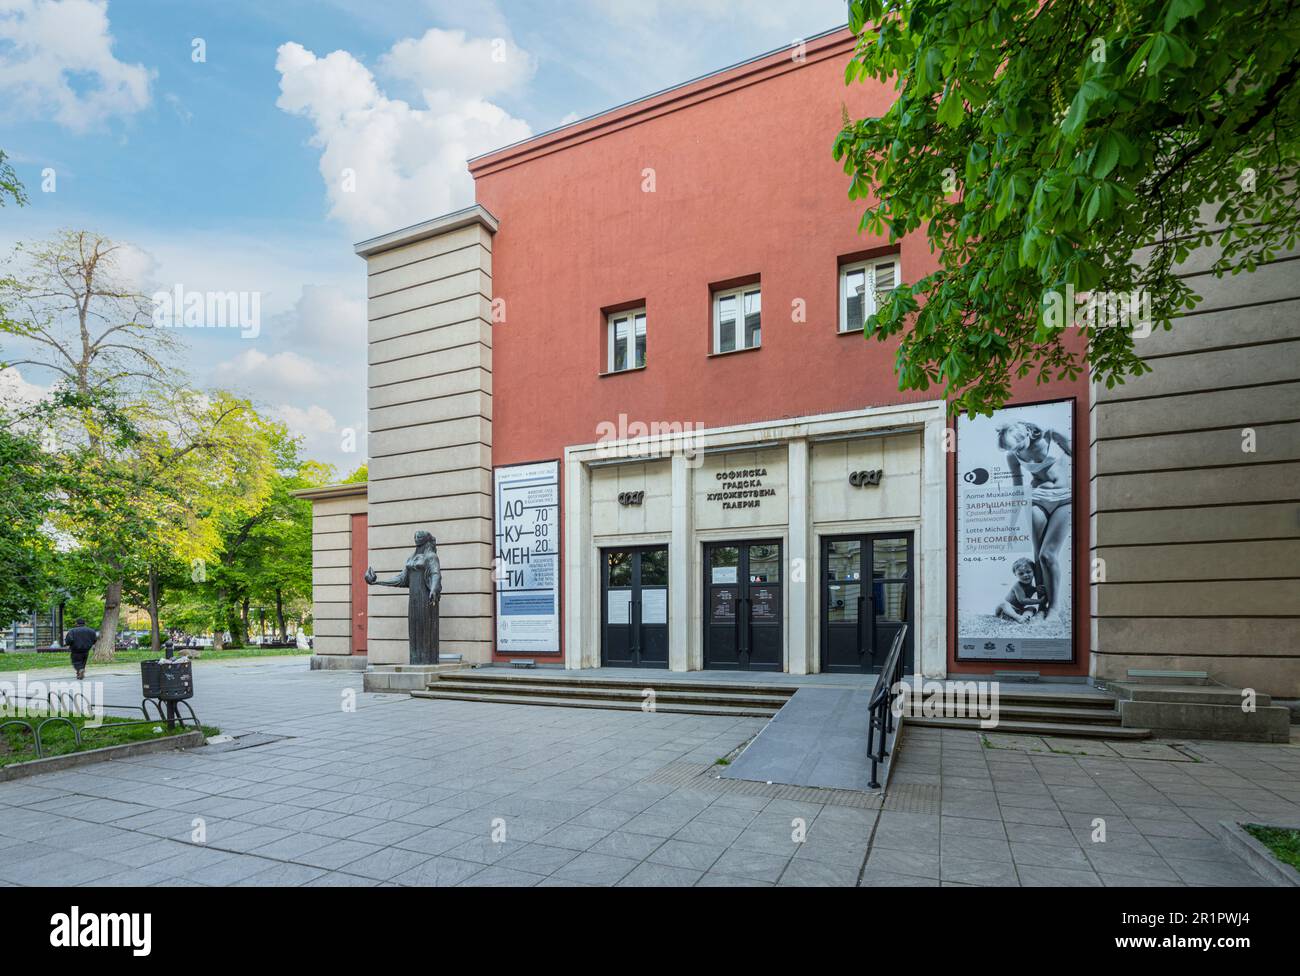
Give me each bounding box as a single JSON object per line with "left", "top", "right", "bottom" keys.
{"left": 840, "top": 257, "right": 900, "bottom": 333}
{"left": 607, "top": 308, "right": 646, "bottom": 372}
{"left": 713, "top": 286, "right": 760, "bottom": 354}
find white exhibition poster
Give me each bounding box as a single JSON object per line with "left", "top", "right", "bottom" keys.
{"left": 493, "top": 461, "right": 560, "bottom": 654}
{"left": 956, "top": 400, "right": 1075, "bottom": 662}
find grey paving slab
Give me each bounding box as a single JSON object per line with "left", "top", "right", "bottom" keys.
{"left": 552, "top": 851, "right": 639, "bottom": 885}
{"left": 711, "top": 847, "right": 791, "bottom": 883}
{"left": 617, "top": 861, "right": 703, "bottom": 887}
{"left": 2, "top": 658, "right": 1294, "bottom": 888}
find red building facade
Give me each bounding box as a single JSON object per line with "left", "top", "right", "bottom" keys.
{"left": 340, "top": 27, "right": 1092, "bottom": 681}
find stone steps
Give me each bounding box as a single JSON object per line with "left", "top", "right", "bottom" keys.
{"left": 902, "top": 702, "right": 1125, "bottom": 724}
{"left": 1102, "top": 681, "right": 1291, "bottom": 743}
{"left": 412, "top": 687, "right": 782, "bottom": 718}
{"left": 433, "top": 671, "right": 797, "bottom": 697}
{"left": 899, "top": 688, "right": 1151, "bottom": 739}
{"left": 420, "top": 676, "right": 791, "bottom": 711}
{"left": 411, "top": 670, "right": 798, "bottom": 716}
{"left": 902, "top": 690, "right": 1119, "bottom": 711}
{"left": 906, "top": 715, "right": 1152, "bottom": 740}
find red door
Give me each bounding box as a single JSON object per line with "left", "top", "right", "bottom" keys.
{"left": 350, "top": 513, "right": 368, "bottom": 654}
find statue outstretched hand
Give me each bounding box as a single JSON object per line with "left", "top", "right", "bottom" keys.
{"left": 364, "top": 567, "right": 377, "bottom": 585}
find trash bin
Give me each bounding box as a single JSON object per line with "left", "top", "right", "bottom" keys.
{"left": 141, "top": 659, "right": 194, "bottom": 701}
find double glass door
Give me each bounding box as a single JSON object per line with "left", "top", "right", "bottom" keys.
{"left": 704, "top": 540, "right": 782, "bottom": 671}
{"left": 821, "top": 534, "right": 914, "bottom": 673}
{"left": 601, "top": 546, "right": 669, "bottom": 668}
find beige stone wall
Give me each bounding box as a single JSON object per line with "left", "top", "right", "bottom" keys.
{"left": 359, "top": 209, "right": 497, "bottom": 665}
{"left": 1091, "top": 240, "right": 1300, "bottom": 696}
{"left": 809, "top": 432, "right": 921, "bottom": 524}
{"left": 308, "top": 490, "right": 368, "bottom": 657}
{"left": 590, "top": 460, "right": 672, "bottom": 538}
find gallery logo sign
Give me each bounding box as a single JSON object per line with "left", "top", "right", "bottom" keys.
{"left": 49, "top": 907, "right": 151, "bottom": 956}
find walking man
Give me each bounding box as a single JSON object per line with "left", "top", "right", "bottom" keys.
{"left": 63, "top": 618, "right": 97, "bottom": 681}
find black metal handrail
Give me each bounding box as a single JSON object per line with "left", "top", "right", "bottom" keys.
{"left": 866, "top": 624, "right": 908, "bottom": 789}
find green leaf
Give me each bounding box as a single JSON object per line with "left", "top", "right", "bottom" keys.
{"left": 1164, "top": 0, "right": 1204, "bottom": 31}
{"left": 937, "top": 85, "right": 964, "bottom": 128}
{"left": 1092, "top": 133, "right": 1120, "bottom": 178}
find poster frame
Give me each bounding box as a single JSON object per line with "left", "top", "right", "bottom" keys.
{"left": 493, "top": 458, "right": 562, "bottom": 656}
{"left": 953, "top": 396, "right": 1078, "bottom": 665}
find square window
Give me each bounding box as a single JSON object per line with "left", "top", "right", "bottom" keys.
{"left": 839, "top": 257, "right": 900, "bottom": 333}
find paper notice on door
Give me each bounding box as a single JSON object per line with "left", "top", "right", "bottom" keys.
{"left": 712, "top": 566, "right": 738, "bottom": 584}
{"left": 607, "top": 590, "right": 631, "bottom": 625}
{"left": 641, "top": 588, "right": 667, "bottom": 624}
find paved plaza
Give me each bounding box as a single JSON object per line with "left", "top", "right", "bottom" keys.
{"left": 0, "top": 659, "right": 1295, "bottom": 886}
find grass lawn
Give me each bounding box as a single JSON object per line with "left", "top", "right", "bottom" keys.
{"left": 0, "top": 706, "right": 220, "bottom": 767}
{"left": 1244, "top": 824, "right": 1300, "bottom": 870}
{"left": 0, "top": 645, "right": 310, "bottom": 672}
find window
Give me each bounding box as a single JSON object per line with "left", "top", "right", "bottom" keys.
{"left": 840, "top": 257, "right": 900, "bottom": 333}
{"left": 713, "top": 285, "right": 760, "bottom": 353}
{"left": 607, "top": 308, "right": 647, "bottom": 372}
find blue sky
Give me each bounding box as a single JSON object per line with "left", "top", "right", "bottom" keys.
{"left": 0, "top": 0, "right": 848, "bottom": 470}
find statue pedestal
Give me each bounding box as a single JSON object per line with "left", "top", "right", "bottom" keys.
{"left": 363, "top": 661, "right": 467, "bottom": 693}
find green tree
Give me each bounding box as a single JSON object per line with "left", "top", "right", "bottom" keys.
{"left": 113, "top": 387, "right": 277, "bottom": 655}
{"left": 0, "top": 407, "right": 59, "bottom": 624}
{"left": 0, "top": 231, "right": 181, "bottom": 657}
{"left": 0, "top": 149, "right": 25, "bottom": 209}
{"left": 194, "top": 428, "right": 324, "bottom": 648}
{"left": 834, "top": 0, "right": 1300, "bottom": 414}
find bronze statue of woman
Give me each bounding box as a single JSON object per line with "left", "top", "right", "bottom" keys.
{"left": 365, "top": 530, "right": 442, "bottom": 664}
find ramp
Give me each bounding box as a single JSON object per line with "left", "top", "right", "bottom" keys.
{"left": 720, "top": 686, "right": 886, "bottom": 793}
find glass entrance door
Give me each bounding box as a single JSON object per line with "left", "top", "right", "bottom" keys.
{"left": 821, "top": 533, "right": 914, "bottom": 673}
{"left": 703, "top": 540, "right": 782, "bottom": 671}
{"left": 601, "top": 546, "right": 669, "bottom": 668}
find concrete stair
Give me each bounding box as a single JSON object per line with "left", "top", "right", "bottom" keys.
{"left": 1102, "top": 681, "right": 1292, "bottom": 743}
{"left": 413, "top": 671, "right": 794, "bottom": 717}
{"left": 364, "top": 662, "right": 470, "bottom": 693}
{"left": 904, "top": 690, "right": 1153, "bottom": 740}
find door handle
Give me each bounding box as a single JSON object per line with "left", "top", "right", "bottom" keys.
{"left": 738, "top": 596, "right": 748, "bottom": 654}
{"left": 856, "top": 595, "right": 865, "bottom": 656}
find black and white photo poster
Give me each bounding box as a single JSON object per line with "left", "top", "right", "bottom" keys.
{"left": 956, "top": 400, "right": 1074, "bottom": 662}
{"left": 494, "top": 461, "right": 560, "bottom": 654}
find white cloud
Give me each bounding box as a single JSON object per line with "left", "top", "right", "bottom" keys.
{"left": 378, "top": 29, "right": 533, "bottom": 99}
{"left": 211, "top": 347, "right": 346, "bottom": 399}
{"left": 270, "top": 401, "right": 367, "bottom": 474}
{"left": 275, "top": 29, "right": 533, "bottom": 238}
{"left": 281, "top": 283, "right": 365, "bottom": 351}
{"left": 0, "top": 365, "right": 49, "bottom": 408}
{"left": 272, "top": 402, "right": 337, "bottom": 435}
{"left": 0, "top": 0, "right": 153, "bottom": 131}
{"left": 589, "top": 0, "right": 845, "bottom": 32}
